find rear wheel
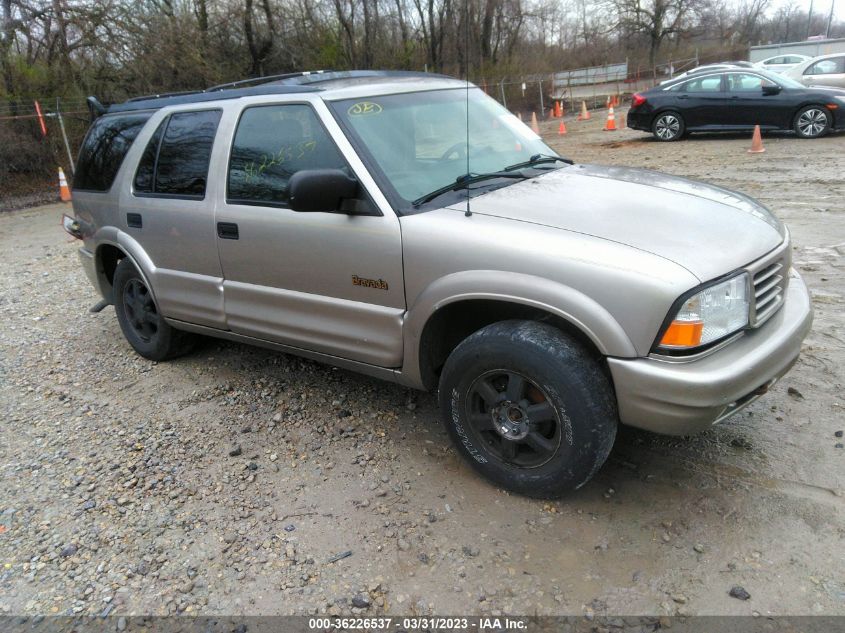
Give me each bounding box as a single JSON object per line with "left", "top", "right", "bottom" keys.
{"left": 652, "top": 111, "right": 685, "bottom": 141}
{"left": 113, "top": 258, "right": 195, "bottom": 361}
{"left": 438, "top": 320, "right": 618, "bottom": 498}
{"left": 794, "top": 106, "right": 831, "bottom": 138}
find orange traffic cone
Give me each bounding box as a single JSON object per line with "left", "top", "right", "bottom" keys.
{"left": 577, "top": 101, "right": 590, "bottom": 121}
{"left": 58, "top": 167, "right": 72, "bottom": 202}
{"left": 748, "top": 125, "right": 765, "bottom": 153}
{"left": 604, "top": 106, "right": 617, "bottom": 131}
{"left": 554, "top": 101, "right": 563, "bottom": 118}
{"left": 530, "top": 112, "right": 540, "bottom": 134}
{"left": 558, "top": 120, "right": 567, "bottom": 135}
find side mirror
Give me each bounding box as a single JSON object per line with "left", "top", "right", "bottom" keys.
{"left": 762, "top": 84, "right": 782, "bottom": 95}
{"left": 289, "top": 169, "right": 359, "bottom": 213}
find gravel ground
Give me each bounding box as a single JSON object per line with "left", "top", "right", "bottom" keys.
{"left": 1, "top": 114, "right": 844, "bottom": 618}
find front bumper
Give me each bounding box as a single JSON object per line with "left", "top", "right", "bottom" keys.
{"left": 608, "top": 269, "right": 813, "bottom": 435}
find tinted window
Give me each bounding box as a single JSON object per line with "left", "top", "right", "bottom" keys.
{"left": 74, "top": 113, "right": 152, "bottom": 191}
{"left": 228, "top": 105, "right": 347, "bottom": 206}
{"left": 807, "top": 57, "right": 845, "bottom": 75}
{"left": 763, "top": 57, "right": 784, "bottom": 65}
{"left": 133, "top": 119, "right": 165, "bottom": 193}
{"left": 154, "top": 110, "right": 221, "bottom": 197}
{"left": 681, "top": 75, "right": 723, "bottom": 92}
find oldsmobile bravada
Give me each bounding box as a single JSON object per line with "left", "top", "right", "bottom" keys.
{"left": 66, "top": 70, "right": 813, "bottom": 497}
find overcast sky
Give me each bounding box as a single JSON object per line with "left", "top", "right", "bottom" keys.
{"left": 775, "top": 0, "right": 845, "bottom": 22}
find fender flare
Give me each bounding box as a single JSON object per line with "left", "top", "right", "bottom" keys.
{"left": 400, "top": 270, "right": 637, "bottom": 388}
{"left": 93, "top": 227, "right": 159, "bottom": 303}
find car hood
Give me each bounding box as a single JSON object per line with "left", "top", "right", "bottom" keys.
{"left": 459, "top": 164, "right": 786, "bottom": 282}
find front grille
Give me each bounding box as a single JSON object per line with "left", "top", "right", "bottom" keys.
{"left": 747, "top": 244, "right": 790, "bottom": 327}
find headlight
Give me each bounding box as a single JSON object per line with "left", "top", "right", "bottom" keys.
{"left": 657, "top": 273, "right": 749, "bottom": 351}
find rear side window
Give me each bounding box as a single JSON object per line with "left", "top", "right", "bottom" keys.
{"left": 681, "top": 75, "right": 723, "bottom": 92}
{"left": 227, "top": 104, "right": 347, "bottom": 207}
{"left": 134, "top": 110, "right": 221, "bottom": 198}
{"left": 74, "top": 113, "right": 152, "bottom": 192}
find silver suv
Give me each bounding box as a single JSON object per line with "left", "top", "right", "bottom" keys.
{"left": 66, "top": 70, "right": 813, "bottom": 497}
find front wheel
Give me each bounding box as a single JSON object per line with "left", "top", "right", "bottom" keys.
{"left": 438, "top": 320, "right": 618, "bottom": 498}
{"left": 113, "top": 258, "right": 196, "bottom": 361}
{"left": 652, "top": 111, "right": 685, "bottom": 141}
{"left": 794, "top": 106, "right": 831, "bottom": 138}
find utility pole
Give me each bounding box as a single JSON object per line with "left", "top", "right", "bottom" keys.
{"left": 807, "top": 0, "right": 814, "bottom": 38}
{"left": 826, "top": 0, "right": 835, "bottom": 38}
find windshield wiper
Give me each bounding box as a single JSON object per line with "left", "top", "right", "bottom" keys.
{"left": 504, "top": 153, "right": 573, "bottom": 172}
{"left": 412, "top": 170, "right": 530, "bottom": 207}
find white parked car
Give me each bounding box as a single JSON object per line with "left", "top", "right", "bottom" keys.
{"left": 754, "top": 54, "right": 811, "bottom": 74}
{"left": 783, "top": 53, "right": 845, "bottom": 89}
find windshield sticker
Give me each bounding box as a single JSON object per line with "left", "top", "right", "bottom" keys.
{"left": 348, "top": 102, "right": 383, "bottom": 116}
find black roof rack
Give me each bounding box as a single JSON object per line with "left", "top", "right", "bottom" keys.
{"left": 94, "top": 69, "right": 453, "bottom": 118}
{"left": 206, "top": 70, "right": 330, "bottom": 92}
{"left": 103, "top": 84, "right": 321, "bottom": 115}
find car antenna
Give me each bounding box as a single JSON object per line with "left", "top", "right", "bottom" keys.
{"left": 463, "top": 0, "right": 472, "bottom": 217}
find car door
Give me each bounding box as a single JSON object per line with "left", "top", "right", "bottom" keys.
{"left": 215, "top": 100, "right": 405, "bottom": 368}
{"left": 670, "top": 74, "right": 726, "bottom": 128}
{"left": 802, "top": 56, "right": 845, "bottom": 89}
{"left": 724, "top": 72, "right": 786, "bottom": 128}
{"left": 119, "top": 108, "right": 227, "bottom": 329}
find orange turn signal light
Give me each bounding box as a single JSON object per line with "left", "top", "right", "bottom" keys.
{"left": 660, "top": 320, "right": 704, "bottom": 348}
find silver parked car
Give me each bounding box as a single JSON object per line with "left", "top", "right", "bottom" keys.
{"left": 783, "top": 53, "right": 845, "bottom": 88}
{"left": 66, "top": 70, "right": 813, "bottom": 497}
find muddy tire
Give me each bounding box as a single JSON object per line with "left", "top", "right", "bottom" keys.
{"left": 438, "top": 320, "right": 617, "bottom": 498}
{"left": 113, "top": 258, "right": 195, "bottom": 361}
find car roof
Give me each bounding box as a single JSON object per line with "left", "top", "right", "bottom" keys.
{"left": 96, "top": 70, "right": 467, "bottom": 117}
{"left": 760, "top": 53, "right": 810, "bottom": 60}
{"left": 657, "top": 68, "right": 774, "bottom": 90}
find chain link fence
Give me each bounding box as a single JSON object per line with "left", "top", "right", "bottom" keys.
{"left": 0, "top": 98, "right": 90, "bottom": 209}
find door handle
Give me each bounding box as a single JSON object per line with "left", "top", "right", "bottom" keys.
{"left": 217, "top": 222, "right": 239, "bottom": 240}
{"left": 678, "top": 94, "right": 689, "bottom": 99}
{"left": 730, "top": 95, "right": 740, "bottom": 99}
{"left": 126, "top": 213, "right": 142, "bottom": 229}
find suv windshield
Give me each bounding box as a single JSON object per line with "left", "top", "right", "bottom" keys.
{"left": 331, "top": 88, "right": 559, "bottom": 210}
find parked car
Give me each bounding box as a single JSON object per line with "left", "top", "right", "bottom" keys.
{"left": 629, "top": 68, "right": 845, "bottom": 140}
{"left": 660, "top": 62, "right": 752, "bottom": 84}
{"left": 783, "top": 53, "right": 845, "bottom": 89}
{"left": 65, "top": 70, "right": 813, "bottom": 497}
{"left": 754, "top": 54, "right": 811, "bottom": 74}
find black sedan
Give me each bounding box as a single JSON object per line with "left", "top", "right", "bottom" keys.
{"left": 627, "top": 68, "right": 845, "bottom": 141}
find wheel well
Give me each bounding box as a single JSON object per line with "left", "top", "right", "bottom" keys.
{"left": 96, "top": 244, "right": 125, "bottom": 297}
{"left": 417, "top": 299, "right": 605, "bottom": 390}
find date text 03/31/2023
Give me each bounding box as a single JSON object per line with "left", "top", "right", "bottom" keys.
{"left": 307, "top": 617, "right": 528, "bottom": 630}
